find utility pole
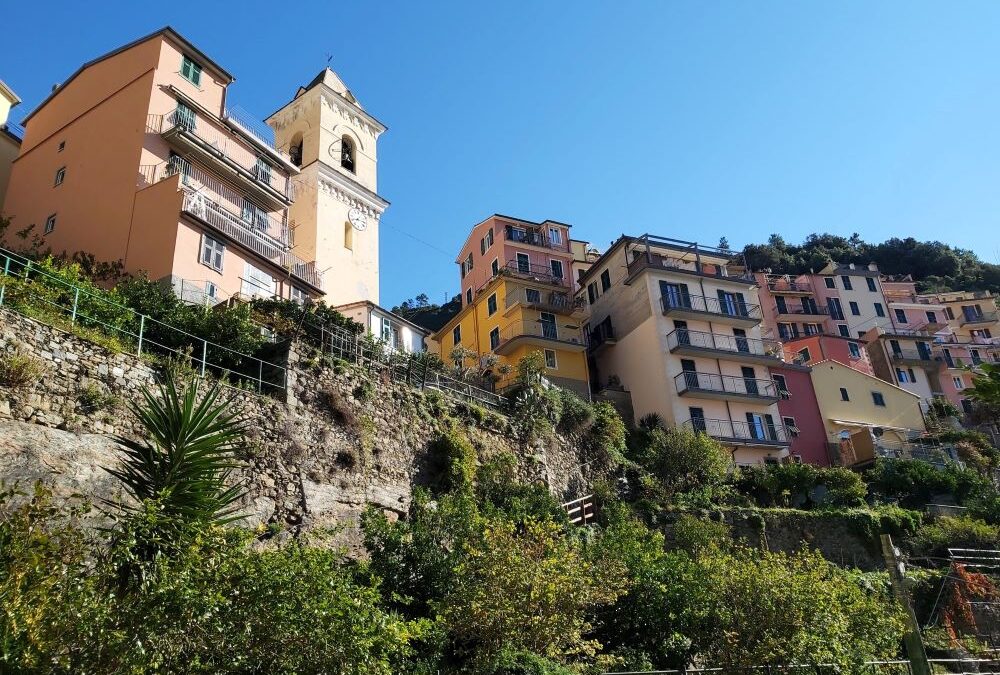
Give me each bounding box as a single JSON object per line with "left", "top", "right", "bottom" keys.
{"left": 880, "top": 534, "right": 931, "bottom": 675}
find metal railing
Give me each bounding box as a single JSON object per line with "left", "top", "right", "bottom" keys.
{"left": 774, "top": 302, "right": 829, "bottom": 316}
{"left": 504, "top": 287, "right": 581, "bottom": 313}
{"left": 148, "top": 109, "right": 292, "bottom": 199}
{"left": 960, "top": 309, "right": 1000, "bottom": 326}
{"left": 501, "top": 259, "right": 570, "bottom": 288}
{"left": 223, "top": 104, "right": 280, "bottom": 153}
{"left": 683, "top": 417, "right": 790, "bottom": 444}
{"left": 504, "top": 225, "right": 556, "bottom": 249}
{"left": 626, "top": 248, "right": 756, "bottom": 283}
{"left": 891, "top": 349, "right": 935, "bottom": 363}
{"left": 765, "top": 275, "right": 813, "bottom": 294}
{"left": 588, "top": 320, "right": 616, "bottom": 351}
{"left": 0, "top": 248, "right": 287, "bottom": 394}
{"left": 666, "top": 328, "right": 781, "bottom": 358}
{"left": 674, "top": 371, "right": 779, "bottom": 399}
{"left": 661, "top": 293, "right": 762, "bottom": 320}
{"left": 499, "top": 319, "right": 584, "bottom": 347}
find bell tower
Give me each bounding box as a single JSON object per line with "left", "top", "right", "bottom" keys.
{"left": 268, "top": 68, "right": 388, "bottom": 305}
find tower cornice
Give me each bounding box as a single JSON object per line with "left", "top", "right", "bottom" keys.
{"left": 316, "top": 162, "right": 389, "bottom": 221}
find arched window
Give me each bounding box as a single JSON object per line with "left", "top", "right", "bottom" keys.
{"left": 289, "top": 133, "right": 303, "bottom": 167}
{"left": 340, "top": 135, "right": 355, "bottom": 173}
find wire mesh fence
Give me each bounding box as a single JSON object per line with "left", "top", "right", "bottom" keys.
{"left": 0, "top": 248, "right": 286, "bottom": 394}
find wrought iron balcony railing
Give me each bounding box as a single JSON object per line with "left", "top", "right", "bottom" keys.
{"left": 504, "top": 225, "right": 562, "bottom": 249}
{"left": 667, "top": 328, "right": 781, "bottom": 359}
{"left": 498, "top": 319, "right": 584, "bottom": 348}
{"left": 674, "top": 371, "right": 779, "bottom": 399}
{"left": 661, "top": 293, "right": 762, "bottom": 321}
{"left": 504, "top": 287, "right": 582, "bottom": 313}
{"left": 773, "top": 303, "right": 829, "bottom": 317}
{"left": 501, "top": 260, "right": 570, "bottom": 287}
{"left": 683, "top": 417, "right": 790, "bottom": 445}
{"left": 960, "top": 310, "right": 1000, "bottom": 326}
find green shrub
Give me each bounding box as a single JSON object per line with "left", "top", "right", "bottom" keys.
{"left": 736, "top": 464, "right": 866, "bottom": 509}
{"left": 671, "top": 514, "right": 731, "bottom": 554}
{"left": 556, "top": 389, "right": 592, "bottom": 434}
{"left": 479, "top": 649, "right": 577, "bottom": 674}
{"left": 75, "top": 381, "right": 117, "bottom": 412}
{"left": 586, "top": 401, "right": 627, "bottom": 471}
{"left": 0, "top": 350, "right": 46, "bottom": 388}
{"left": 910, "top": 516, "right": 1000, "bottom": 557}
{"left": 865, "top": 459, "right": 991, "bottom": 509}
{"left": 425, "top": 427, "right": 477, "bottom": 493}
{"left": 639, "top": 427, "right": 730, "bottom": 497}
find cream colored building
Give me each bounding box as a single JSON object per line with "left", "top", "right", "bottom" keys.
{"left": 810, "top": 359, "right": 927, "bottom": 466}
{"left": 267, "top": 69, "right": 388, "bottom": 306}
{"left": 0, "top": 79, "right": 21, "bottom": 212}
{"left": 582, "top": 234, "right": 790, "bottom": 465}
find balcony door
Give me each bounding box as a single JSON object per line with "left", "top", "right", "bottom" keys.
{"left": 746, "top": 412, "right": 777, "bottom": 441}
{"left": 917, "top": 342, "right": 932, "bottom": 360}
{"left": 689, "top": 407, "right": 707, "bottom": 432}
{"left": 718, "top": 290, "right": 748, "bottom": 317}
{"left": 775, "top": 296, "right": 788, "bottom": 315}
{"left": 516, "top": 252, "right": 530, "bottom": 274}
{"left": 660, "top": 281, "right": 691, "bottom": 310}
{"left": 674, "top": 320, "right": 690, "bottom": 346}
{"left": 681, "top": 359, "right": 699, "bottom": 390}
{"left": 741, "top": 366, "right": 758, "bottom": 395}
{"left": 827, "top": 297, "right": 844, "bottom": 321}
{"left": 889, "top": 339, "right": 902, "bottom": 356}
{"left": 733, "top": 328, "right": 750, "bottom": 353}
{"left": 539, "top": 312, "right": 557, "bottom": 340}
{"left": 803, "top": 297, "right": 819, "bottom": 315}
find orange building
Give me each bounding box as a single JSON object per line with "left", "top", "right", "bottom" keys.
{"left": 1, "top": 27, "right": 321, "bottom": 304}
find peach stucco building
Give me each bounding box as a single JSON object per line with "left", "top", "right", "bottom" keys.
{"left": 1, "top": 28, "right": 321, "bottom": 304}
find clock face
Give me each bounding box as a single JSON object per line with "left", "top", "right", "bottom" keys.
{"left": 348, "top": 207, "right": 367, "bottom": 231}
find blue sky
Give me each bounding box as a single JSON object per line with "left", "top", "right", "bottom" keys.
{"left": 5, "top": 2, "right": 1000, "bottom": 306}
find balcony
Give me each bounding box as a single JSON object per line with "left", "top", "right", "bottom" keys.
{"left": 500, "top": 260, "right": 570, "bottom": 288}
{"left": 660, "top": 293, "right": 762, "bottom": 327}
{"left": 765, "top": 275, "right": 813, "bottom": 295}
{"left": 890, "top": 349, "right": 936, "bottom": 368}
{"left": 504, "top": 287, "right": 582, "bottom": 315}
{"left": 883, "top": 323, "right": 945, "bottom": 338}
{"left": 149, "top": 108, "right": 292, "bottom": 208}
{"left": 504, "top": 225, "right": 565, "bottom": 251}
{"left": 960, "top": 310, "right": 1000, "bottom": 326}
{"left": 495, "top": 319, "right": 585, "bottom": 355}
{"left": 666, "top": 329, "right": 782, "bottom": 365}
{"left": 588, "top": 319, "right": 617, "bottom": 354}
{"left": 684, "top": 417, "right": 790, "bottom": 447}
{"left": 773, "top": 303, "right": 829, "bottom": 321}
{"left": 674, "top": 371, "right": 780, "bottom": 403}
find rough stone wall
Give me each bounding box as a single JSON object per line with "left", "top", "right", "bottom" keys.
{"left": 0, "top": 308, "right": 587, "bottom": 551}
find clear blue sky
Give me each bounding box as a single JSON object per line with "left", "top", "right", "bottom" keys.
{"left": 5, "top": 2, "right": 1000, "bottom": 306}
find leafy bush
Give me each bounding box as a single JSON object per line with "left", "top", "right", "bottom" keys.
{"left": 425, "top": 427, "right": 477, "bottom": 493}
{"left": 735, "top": 463, "right": 867, "bottom": 509}
{"left": 866, "top": 459, "right": 991, "bottom": 509}
{"left": 475, "top": 453, "right": 566, "bottom": 524}
{"left": 0, "top": 350, "right": 46, "bottom": 388}
{"left": 671, "top": 514, "right": 731, "bottom": 554}
{"left": 585, "top": 401, "right": 627, "bottom": 471}
{"left": 479, "top": 649, "right": 577, "bottom": 674}
{"left": 555, "top": 389, "right": 592, "bottom": 434}
{"left": 636, "top": 427, "right": 730, "bottom": 497}
{"left": 910, "top": 516, "right": 1000, "bottom": 557}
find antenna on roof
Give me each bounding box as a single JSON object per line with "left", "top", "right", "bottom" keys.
{"left": 325, "top": 53, "right": 333, "bottom": 66}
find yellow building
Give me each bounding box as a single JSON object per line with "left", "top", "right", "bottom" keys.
{"left": 432, "top": 215, "right": 590, "bottom": 398}
{"left": 0, "top": 78, "right": 21, "bottom": 212}
{"left": 810, "top": 359, "right": 927, "bottom": 466}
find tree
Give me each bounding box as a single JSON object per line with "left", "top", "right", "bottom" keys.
{"left": 440, "top": 518, "right": 626, "bottom": 664}
{"left": 717, "top": 237, "right": 730, "bottom": 253}
{"left": 633, "top": 427, "right": 731, "bottom": 497}
{"left": 967, "top": 363, "right": 1000, "bottom": 424}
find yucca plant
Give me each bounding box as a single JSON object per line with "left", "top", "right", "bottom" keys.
{"left": 107, "top": 377, "right": 247, "bottom": 531}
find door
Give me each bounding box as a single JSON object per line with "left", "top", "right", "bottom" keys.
{"left": 539, "top": 312, "right": 557, "bottom": 339}
{"left": 890, "top": 339, "right": 902, "bottom": 356}
{"left": 681, "top": 359, "right": 699, "bottom": 390}
{"left": 746, "top": 412, "right": 766, "bottom": 440}
{"left": 917, "top": 342, "right": 932, "bottom": 360}
{"left": 775, "top": 296, "right": 788, "bottom": 315}
{"left": 674, "top": 320, "right": 690, "bottom": 346}
{"left": 733, "top": 328, "right": 749, "bottom": 353}
{"left": 803, "top": 297, "right": 819, "bottom": 315}
{"left": 660, "top": 281, "right": 690, "bottom": 310}
{"left": 689, "top": 407, "right": 706, "bottom": 432}
{"left": 741, "top": 366, "right": 758, "bottom": 395}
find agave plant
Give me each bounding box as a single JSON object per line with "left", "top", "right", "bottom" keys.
{"left": 107, "top": 377, "right": 247, "bottom": 530}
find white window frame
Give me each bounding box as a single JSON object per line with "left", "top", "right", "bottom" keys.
{"left": 491, "top": 257, "right": 499, "bottom": 277}
{"left": 544, "top": 348, "right": 557, "bottom": 369}
{"left": 200, "top": 234, "right": 224, "bottom": 272}
{"left": 549, "top": 258, "right": 564, "bottom": 280}
{"left": 489, "top": 327, "right": 500, "bottom": 350}
{"left": 548, "top": 227, "right": 562, "bottom": 245}
{"left": 516, "top": 252, "right": 530, "bottom": 273}
{"left": 44, "top": 214, "right": 57, "bottom": 235}
{"left": 54, "top": 167, "right": 66, "bottom": 186}
{"left": 487, "top": 293, "right": 498, "bottom": 316}
{"left": 953, "top": 376, "right": 964, "bottom": 390}
{"left": 180, "top": 55, "right": 202, "bottom": 86}
{"left": 453, "top": 325, "right": 461, "bottom": 345}
{"left": 848, "top": 342, "right": 861, "bottom": 358}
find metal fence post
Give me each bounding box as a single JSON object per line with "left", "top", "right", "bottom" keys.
{"left": 137, "top": 315, "right": 145, "bottom": 356}
{"left": 24, "top": 260, "right": 30, "bottom": 280}
{"left": 71, "top": 288, "right": 80, "bottom": 324}
{"left": 201, "top": 340, "right": 207, "bottom": 377}
{"left": 3, "top": 254, "right": 9, "bottom": 277}
{"left": 0, "top": 283, "right": 4, "bottom": 307}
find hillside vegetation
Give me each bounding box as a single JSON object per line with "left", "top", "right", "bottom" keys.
{"left": 742, "top": 233, "right": 1000, "bottom": 294}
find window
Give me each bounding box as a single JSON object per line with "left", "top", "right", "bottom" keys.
{"left": 452, "top": 325, "right": 461, "bottom": 345}
{"left": 690, "top": 407, "right": 707, "bottom": 432}
{"left": 205, "top": 281, "right": 218, "bottom": 302}
{"left": 944, "top": 307, "right": 955, "bottom": 320}
{"left": 340, "top": 136, "right": 355, "bottom": 173}
{"left": 290, "top": 286, "right": 306, "bottom": 305}
{"left": 490, "top": 327, "right": 500, "bottom": 350}
{"left": 775, "top": 296, "right": 788, "bottom": 314}
{"left": 481, "top": 229, "right": 494, "bottom": 254}
{"left": 838, "top": 324, "right": 850, "bottom": 337}
{"left": 773, "top": 374, "right": 788, "bottom": 396}
{"left": 516, "top": 252, "right": 530, "bottom": 274}
{"left": 487, "top": 293, "right": 497, "bottom": 316}
{"left": 896, "top": 369, "right": 910, "bottom": 383}
{"left": 461, "top": 253, "right": 473, "bottom": 278}
{"left": 549, "top": 259, "right": 564, "bottom": 280}
{"left": 894, "top": 308, "right": 907, "bottom": 324}
{"left": 849, "top": 301, "right": 860, "bottom": 316}
{"left": 54, "top": 167, "right": 65, "bottom": 186}
{"left": 57, "top": 140, "right": 65, "bottom": 152}
{"left": 824, "top": 277, "right": 835, "bottom": 289}
{"left": 848, "top": 342, "right": 862, "bottom": 358}
{"left": 926, "top": 311, "right": 938, "bottom": 324}
{"left": 491, "top": 258, "right": 499, "bottom": 276}
{"left": 180, "top": 55, "right": 202, "bottom": 86}
{"left": 840, "top": 387, "right": 850, "bottom": 401}
{"left": 465, "top": 288, "right": 472, "bottom": 306}
{"left": 858, "top": 331, "right": 866, "bottom": 338}
{"left": 866, "top": 277, "right": 877, "bottom": 292}
{"left": 544, "top": 349, "right": 557, "bottom": 369}
{"left": 587, "top": 282, "right": 597, "bottom": 304}
{"left": 600, "top": 269, "right": 611, "bottom": 292}
{"left": 783, "top": 417, "right": 800, "bottom": 436}
{"left": 872, "top": 392, "right": 886, "bottom": 407}
{"left": 908, "top": 367, "right": 916, "bottom": 381}
{"left": 874, "top": 302, "right": 885, "bottom": 317}
{"left": 526, "top": 288, "right": 540, "bottom": 303}
{"left": 253, "top": 157, "right": 272, "bottom": 185}
{"left": 241, "top": 263, "right": 275, "bottom": 298}
{"left": 804, "top": 323, "right": 820, "bottom": 335}
{"left": 289, "top": 134, "right": 303, "bottom": 167}
{"left": 953, "top": 376, "right": 964, "bottom": 390}
{"left": 841, "top": 275, "right": 853, "bottom": 290}
{"left": 43, "top": 214, "right": 56, "bottom": 234}
{"left": 827, "top": 297, "right": 844, "bottom": 321}
{"left": 797, "top": 347, "right": 811, "bottom": 362}
{"left": 548, "top": 227, "right": 562, "bottom": 245}
{"left": 540, "top": 312, "right": 557, "bottom": 339}
{"left": 173, "top": 101, "right": 195, "bottom": 130}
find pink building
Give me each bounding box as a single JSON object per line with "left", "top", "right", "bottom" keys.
{"left": 781, "top": 333, "right": 874, "bottom": 376}
{"left": 769, "top": 362, "right": 829, "bottom": 466}
{"left": 1, "top": 27, "right": 320, "bottom": 304}
{"left": 755, "top": 272, "right": 830, "bottom": 340}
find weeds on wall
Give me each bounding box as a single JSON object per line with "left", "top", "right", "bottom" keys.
{"left": 0, "top": 350, "right": 47, "bottom": 388}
